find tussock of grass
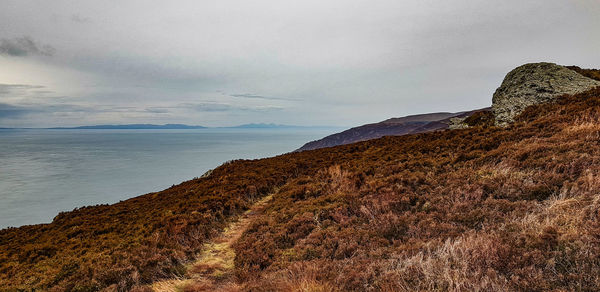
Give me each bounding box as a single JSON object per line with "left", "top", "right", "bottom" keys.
{"left": 151, "top": 279, "right": 191, "bottom": 292}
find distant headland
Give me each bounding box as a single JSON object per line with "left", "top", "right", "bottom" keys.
{"left": 0, "top": 123, "right": 336, "bottom": 130}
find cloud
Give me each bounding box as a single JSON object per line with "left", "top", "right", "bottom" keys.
{"left": 0, "top": 84, "right": 46, "bottom": 95}
{"left": 184, "top": 102, "right": 284, "bottom": 112}
{"left": 144, "top": 107, "right": 170, "bottom": 114}
{"left": 71, "top": 14, "right": 91, "bottom": 23}
{"left": 0, "top": 1, "right": 599, "bottom": 127}
{"left": 230, "top": 93, "right": 299, "bottom": 101}
{"left": 188, "top": 102, "right": 235, "bottom": 112}
{"left": 0, "top": 103, "right": 29, "bottom": 119}
{"left": 0, "top": 101, "right": 120, "bottom": 122}
{"left": 0, "top": 36, "right": 55, "bottom": 57}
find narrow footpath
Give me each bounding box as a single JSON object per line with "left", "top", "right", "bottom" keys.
{"left": 151, "top": 194, "right": 273, "bottom": 292}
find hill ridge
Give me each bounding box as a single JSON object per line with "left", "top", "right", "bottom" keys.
{"left": 296, "top": 108, "right": 489, "bottom": 152}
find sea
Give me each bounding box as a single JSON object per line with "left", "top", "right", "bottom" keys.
{"left": 0, "top": 128, "right": 336, "bottom": 229}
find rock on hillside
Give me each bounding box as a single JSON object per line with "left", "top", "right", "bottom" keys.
{"left": 492, "top": 62, "right": 600, "bottom": 126}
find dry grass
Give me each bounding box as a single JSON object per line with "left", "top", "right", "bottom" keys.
{"left": 232, "top": 87, "right": 600, "bottom": 291}
{"left": 152, "top": 194, "right": 273, "bottom": 292}
{"left": 376, "top": 169, "right": 600, "bottom": 291}
{"left": 151, "top": 279, "right": 192, "bottom": 292}
{"left": 245, "top": 262, "right": 340, "bottom": 292}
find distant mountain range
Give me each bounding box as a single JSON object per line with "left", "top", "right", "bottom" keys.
{"left": 41, "top": 123, "right": 327, "bottom": 130}
{"left": 50, "top": 124, "right": 207, "bottom": 129}
{"left": 296, "top": 108, "right": 490, "bottom": 151}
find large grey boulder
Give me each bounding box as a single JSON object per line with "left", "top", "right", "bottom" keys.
{"left": 492, "top": 62, "right": 600, "bottom": 126}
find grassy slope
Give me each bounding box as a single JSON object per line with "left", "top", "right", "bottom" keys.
{"left": 1, "top": 72, "right": 600, "bottom": 291}
{"left": 0, "top": 157, "right": 333, "bottom": 291}
{"left": 233, "top": 87, "right": 600, "bottom": 291}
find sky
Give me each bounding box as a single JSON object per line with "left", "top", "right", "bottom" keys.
{"left": 0, "top": 0, "right": 599, "bottom": 127}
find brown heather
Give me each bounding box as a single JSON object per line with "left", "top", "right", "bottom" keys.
{"left": 567, "top": 66, "right": 600, "bottom": 82}
{"left": 2, "top": 73, "right": 600, "bottom": 291}
{"left": 236, "top": 86, "right": 600, "bottom": 291}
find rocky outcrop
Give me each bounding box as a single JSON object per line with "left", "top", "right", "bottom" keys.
{"left": 492, "top": 62, "right": 600, "bottom": 126}
{"left": 448, "top": 116, "right": 469, "bottom": 130}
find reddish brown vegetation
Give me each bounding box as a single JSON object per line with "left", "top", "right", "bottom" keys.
{"left": 0, "top": 158, "right": 326, "bottom": 291}
{"left": 567, "top": 66, "right": 600, "bottom": 81}
{"left": 463, "top": 110, "right": 495, "bottom": 127}
{"left": 233, "top": 87, "right": 600, "bottom": 291}
{"left": 2, "top": 82, "right": 600, "bottom": 290}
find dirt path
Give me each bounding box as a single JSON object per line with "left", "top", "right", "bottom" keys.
{"left": 151, "top": 194, "right": 273, "bottom": 292}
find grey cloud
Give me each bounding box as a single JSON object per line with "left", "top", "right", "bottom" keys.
{"left": 186, "top": 102, "right": 234, "bottom": 112}
{"left": 71, "top": 14, "right": 91, "bottom": 23}
{"left": 144, "top": 107, "right": 170, "bottom": 114}
{"left": 0, "top": 84, "right": 56, "bottom": 104}
{"left": 0, "top": 101, "right": 149, "bottom": 127}
{"left": 230, "top": 93, "right": 299, "bottom": 101}
{"left": 184, "top": 102, "right": 283, "bottom": 112}
{"left": 0, "top": 98, "right": 282, "bottom": 122}
{"left": 0, "top": 103, "right": 29, "bottom": 119}
{"left": 32, "top": 90, "right": 55, "bottom": 95}
{"left": 0, "top": 1, "right": 599, "bottom": 127}
{"left": 0, "top": 36, "right": 55, "bottom": 57}
{"left": 250, "top": 105, "right": 284, "bottom": 112}
{"left": 41, "top": 104, "right": 95, "bottom": 113}
{"left": 0, "top": 84, "right": 45, "bottom": 95}
{"left": 0, "top": 102, "right": 86, "bottom": 120}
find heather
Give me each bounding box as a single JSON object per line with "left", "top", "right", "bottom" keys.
{"left": 233, "top": 87, "right": 600, "bottom": 291}
{"left": 2, "top": 86, "right": 600, "bottom": 290}
{"left": 0, "top": 158, "right": 321, "bottom": 291}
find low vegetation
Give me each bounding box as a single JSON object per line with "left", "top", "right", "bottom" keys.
{"left": 567, "top": 66, "right": 600, "bottom": 81}
{"left": 1, "top": 69, "right": 600, "bottom": 291}
{"left": 232, "top": 86, "right": 600, "bottom": 291}
{"left": 0, "top": 158, "right": 321, "bottom": 291}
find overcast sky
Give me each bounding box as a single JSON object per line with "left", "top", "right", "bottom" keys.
{"left": 0, "top": 0, "right": 598, "bottom": 127}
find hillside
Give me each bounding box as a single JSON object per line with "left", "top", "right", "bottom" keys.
{"left": 2, "top": 66, "right": 600, "bottom": 291}
{"left": 298, "top": 64, "right": 600, "bottom": 152}
{"left": 296, "top": 109, "right": 489, "bottom": 152}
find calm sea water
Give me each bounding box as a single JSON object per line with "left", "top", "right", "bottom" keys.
{"left": 0, "top": 128, "right": 336, "bottom": 229}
